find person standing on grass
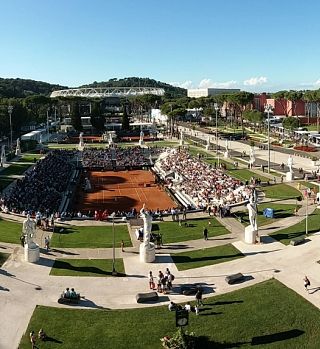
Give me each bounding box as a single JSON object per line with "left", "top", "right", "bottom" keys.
{"left": 304, "top": 276, "right": 311, "bottom": 293}
{"left": 30, "top": 331, "right": 37, "bottom": 349}
{"left": 203, "top": 227, "right": 208, "bottom": 241}
{"left": 196, "top": 288, "right": 204, "bottom": 306}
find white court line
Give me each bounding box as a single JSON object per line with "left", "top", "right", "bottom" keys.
{"left": 140, "top": 188, "right": 148, "bottom": 201}
{"left": 135, "top": 188, "right": 141, "bottom": 202}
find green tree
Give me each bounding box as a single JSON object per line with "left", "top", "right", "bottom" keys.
{"left": 121, "top": 104, "right": 130, "bottom": 130}
{"left": 71, "top": 102, "right": 83, "bottom": 131}
{"left": 285, "top": 90, "right": 303, "bottom": 116}
{"left": 90, "top": 101, "right": 105, "bottom": 132}
{"left": 272, "top": 90, "right": 288, "bottom": 116}
{"left": 282, "top": 116, "right": 300, "bottom": 131}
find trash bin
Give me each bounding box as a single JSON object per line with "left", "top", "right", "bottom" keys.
{"left": 263, "top": 208, "right": 274, "bottom": 218}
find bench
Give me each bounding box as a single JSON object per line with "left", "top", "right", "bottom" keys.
{"left": 225, "top": 273, "right": 245, "bottom": 285}
{"left": 136, "top": 292, "right": 159, "bottom": 303}
{"left": 290, "top": 236, "right": 305, "bottom": 246}
{"left": 58, "top": 293, "right": 81, "bottom": 304}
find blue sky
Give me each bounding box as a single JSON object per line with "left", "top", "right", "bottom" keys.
{"left": 1, "top": 0, "right": 320, "bottom": 92}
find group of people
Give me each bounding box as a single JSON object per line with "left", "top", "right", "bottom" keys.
{"left": 149, "top": 268, "right": 175, "bottom": 293}
{"left": 63, "top": 287, "right": 79, "bottom": 299}
{"left": 81, "top": 147, "right": 153, "bottom": 169}
{"left": 0, "top": 150, "right": 75, "bottom": 215}
{"left": 158, "top": 149, "right": 253, "bottom": 209}
{"left": 29, "top": 329, "right": 47, "bottom": 348}
{"left": 168, "top": 287, "right": 204, "bottom": 315}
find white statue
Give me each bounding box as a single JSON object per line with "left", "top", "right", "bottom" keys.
{"left": 140, "top": 204, "right": 152, "bottom": 246}
{"left": 140, "top": 130, "right": 144, "bottom": 141}
{"left": 0, "top": 145, "right": 6, "bottom": 166}
{"left": 249, "top": 146, "right": 255, "bottom": 166}
{"left": 287, "top": 155, "right": 293, "bottom": 173}
{"left": 39, "top": 134, "right": 43, "bottom": 145}
{"left": 225, "top": 139, "right": 229, "bottom": 151}
{"left": 78, "top": 132, "right": 84, "bottom": 151}
{"left": 246, "top": 195, "right": 258, "bottom": 231}
{"left": 15, "top": 138, "right": 21, "bottom": 156}
{"left": 23, "top": 214, "right": 37, "bottom": 244}
{"left": 139, "top": 203, "right": 155, "bottom": 263}
{"left": 179, "top": 130, "right": 184, "bottom": 146}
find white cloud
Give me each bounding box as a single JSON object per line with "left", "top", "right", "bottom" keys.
{"left": 198, "top": 78, "right": 238, "bottom": 89}
{"left": 243, "top": 76, "right": 268, "bottom": 86}
{"left": 170, "top": 80, "right": 193, "bottom": 89}
{"left": 314, "top": 79, "right": 320, "bottom": 86}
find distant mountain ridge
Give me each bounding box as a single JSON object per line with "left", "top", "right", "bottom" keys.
{"left": 0, "top": 77, "right": 186, "bottom": 99}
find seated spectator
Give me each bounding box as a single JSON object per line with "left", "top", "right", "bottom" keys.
{"left": 38, "top": 328, "right": 47, "bottom": 341}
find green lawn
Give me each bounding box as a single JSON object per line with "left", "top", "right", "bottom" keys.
{"left": 0, "top": 218, "right": 22, "bottom": 244}
{"left": 50, "top": 258, "right": 125, "bottom": 277}
{"left": 0, "top": 252, "right": 10, "bottom": 267}
{"left": 235, "top": 203, "right": 299, "bottom": 227}
{"left": 18, "top": 154, "right": 42, "bottom": 162}
{"left": 0, "top": 163, "right": 33, "bottom": 176}
{"left": 0, "top": 177, "right": 15, "bottom": 191}
{"left": 153, "top": 217, "right": 230, "bottom": 244}
{"left": 227, "top": 168, "right": 270, "bottom": 182}
{"left": 271, "top": 209, "right": 320, "bottom": 245}
{"left": 51, "top": 224, "right": 132, "bottom": 248}
{"left": 171, "top": 244, "right": 244, "bottom": 271}
{"left": 261, "top": 183, "right": 302, "bottom": 199}
{"left": 18, "top": 279, "right": 320, "bottom": 349}
{"left": 147, "top": 141, "right": 179, "bottom": 147}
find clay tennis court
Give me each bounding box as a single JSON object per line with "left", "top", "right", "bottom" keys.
{"left": 74, "top": 170, "right": 175, "bottom": 212}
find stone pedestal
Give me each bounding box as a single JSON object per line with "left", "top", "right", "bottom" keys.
{"left": 244, "top": 226, "right": 258, "bottom": 244}
{"left": 15, "top": 149, "right": 21, "bottom": 156}
{"left": 286, "top": 171, "right": 294, "bottom": 182}
{"left": 139, "top": 243, "right": 155, "bottom": 263}
{"left": 224, "top": 151, "right": 229, "bottom": 158}
{"left": 24, "top": 242, "right": 40, "bottom": 263}
{"left": 139, "top": 139, "right": 144, "bottom": 146}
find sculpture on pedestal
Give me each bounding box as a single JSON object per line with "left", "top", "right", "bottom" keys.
{"left": 39, "top": 134, "right": 43, "bottom": 145}
{"left": 23, "top": 215, "right": 40, "bottom": 263}
{"left": 78, "top": 132, "right": 84, "bottom": 151}
{"left": 224, "top": 139, "right": 230, "bottom": 158}
{"left": 249, "top": 146, "right": 255, "bottom": 168}
{"left": 108, "top": 133, "right": 114, "bottom": 147}
{"left": 205, "top": 136, "right": 210, "bottom": 150}
{"left": 286, "top": 155, "right": 294, "bottom": 181}
{"left": 15, "top": 138, "right": 21, "bottom": 156}
{"left": 244, "top": 190, "right": 259, "bottom": 244}
{"left": 139, "top": 130, "right": 144, "bottom": 146}
{"left": 139, "top": 204, "right": 155, "bottom": 263}
{"left": 179, "top": 130, "right": 184, "bottom": 146}
{"left": 0, "top": 145, "right": 6, "bottom": 167}
{"left": 287, "top": 155, "right": 293, "bottom": 173}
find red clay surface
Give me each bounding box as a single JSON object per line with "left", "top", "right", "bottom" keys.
{"left": 74, "top": 170, "right": 175, "bottom": 212}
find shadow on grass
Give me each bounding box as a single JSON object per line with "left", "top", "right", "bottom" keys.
{"left": 52, "top": 261, "right": 126, "bottom": 277}
{"left": 272, "top": 230, "right": 318, "bottom": 244}
{"left": 251, "top": 329, "right": 304, "bottom": 345}
{"left": 196, "top": 329, "right": 304, "bottom": 348}
{"left": 44, "top": 336, "right": 63, "bottom": 344}
{"left": 171, "top": 252, "right": 243, "bottom": 264}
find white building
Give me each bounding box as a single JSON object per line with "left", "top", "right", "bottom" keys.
{"left": 187, "top": 88, "right": 240, "bottom": 98}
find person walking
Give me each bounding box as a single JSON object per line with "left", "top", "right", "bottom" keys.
{"left": 304, "top": 276, "right": 311, "bottom": 293}
{"left": 196, "top": 288, "right": 204, "bottom": 306}
{"left": 148, "top": 271, "right": 155, "bottom": 290}
{"left": 203, "top": 227, "right": 208, "bottom": 241}
{"left": 44, "top": 236, "right": 50, "bottom": 252}
{"left": 120, "top": 240, "right": 125, "bottom": 252}
{"left": 29, "top": 330, "right": 37, "bottom": 349}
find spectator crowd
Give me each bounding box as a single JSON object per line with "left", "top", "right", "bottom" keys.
{"left": 0, "top": 150, "right": 75, "bottom": 215}
{"left": 158, "top": 149, "right": 253, "bottom": 209}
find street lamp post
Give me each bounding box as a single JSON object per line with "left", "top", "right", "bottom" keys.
{"left": 214, "top": 103, "right": 220, "bottom": 166}
{"left": 8, "top": 105, "right": 13, "bottom": 150}
{"left": 264, "top": 104, "right": 273, "bottom": 174}
{"left": 47, "top": 108, "right": 50, "bottom": 142}
{"left": 110, "top": 213, "right": 117, "bottom": 276}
